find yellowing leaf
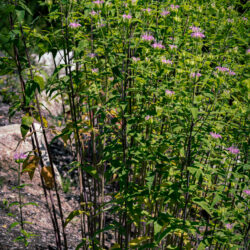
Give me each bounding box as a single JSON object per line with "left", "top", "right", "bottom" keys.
{"left": 41, "top": 166, "right": 54, "bottom": 189}
{"left": 129, "top": 236, "right": 150, "bottom": 247}
{"left": 22, "top": 155, "right": 39, "bottom": 180}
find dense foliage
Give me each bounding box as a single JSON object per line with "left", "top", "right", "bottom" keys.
{"left": 0, "top": 0, "right": 249, "bottom": 249}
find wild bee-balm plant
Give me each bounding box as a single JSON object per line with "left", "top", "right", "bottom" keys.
{"left": 0, "top": 0, "right": 249, "bottom": 249}
{"left": 3, "top": 153, "right": 39, "bottom": 247}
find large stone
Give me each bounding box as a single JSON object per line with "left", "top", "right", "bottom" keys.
{"left": 0, "top": 123, "right": 61, "bottom": 187}
{"left": 0, "top": 124, "right": 32, "bottom": 160}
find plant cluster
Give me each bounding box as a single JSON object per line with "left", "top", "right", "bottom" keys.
{"left": 0, "top": 0, "right": 249, "bottom": 249}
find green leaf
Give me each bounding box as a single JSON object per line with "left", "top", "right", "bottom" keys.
{"left": 64, "top": 210, "right": 89, "bottom": 228}
{"left": 197, "top": 241, "right": 206, "bottom": 250}
{"left": 21, "top": 202, "right": 38, "bottom": 208}
{"left": 154, "top": 221, "right": 162, "bottom": 235}
{"left": 145, "top": 171, "right": 154, "bottom": 192}
{"left": 8, "top": 221, "right": 20, "bottom": 231}
{"left": 34, "top": 75, "right": 45, "bottom": 90}
{"left": 18, "top": 1, "right": 32, "bottom": 15}
{"left": 9, "top": 201, "right": 19, "bottom": 207}
{"left": 15, "top": 9, "right": 25, "bottom": 23}
{"left": 190, "top": 108, "right": 198, "bottom": 120}
{"left": 81, "top": 165, "right": 99, "bottom": 179}
{"left": 192, "top": 198, "right": 213, "bottom": 217}
{"left": 21, "top": 116, "right": 33, "bottom": 138}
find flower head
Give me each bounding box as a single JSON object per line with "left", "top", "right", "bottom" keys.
{"left": 228, "top": 71, "right": 236, "bottom": 76}
{"left": 145, "top": 115, "right": 152, "bottom": 120}
{"left": 88, "top": 53, "right": 97, "bottom": 58}
{"left": 189, "top": 26, "right": 201, "bottom": 32}
{"left": 243, "top": 189, "right": 250, "bottom": 195}
{"left": 170, "top": 4, "right": 180, "bottom": 9}
{"left": 122, "top": 14, "right": 132, "bottom": 20}
{"left": 14, "top": 153, "right": 27, "bottom": 161}
{"left": 142, "top": 8, "right": 151, "bottom": 12}
{"left": 142, "top": 33, "right": 155, "bottom": 41}
{"left": 132, "top": 57, "right": 140, "bottom": 62}
{"left": 165, "top": 89, "right": 175, "bottom": 96}
{"left": 161, "top": 10, "right": 170, "bottom": 16}
{"left": 169, "top": 44, "right": 177, "bottom": 50}
{"left": 216, "top": 66, "right": 230, "bottom": 72}
{"left": 225, "top": 223, "right": 233, "bottom": 230}
{"left": 93, "top": 0, "right": 104, "bottom": 4}
{"left": 246, "top": 49, "right": 250, "bottom": 54}
{"left": 162, "top": 58, "right": 172, "bottom": 64}
{"left": 191, "top": 32, "right": 205, "bottom": 38}
{"left": 226, "top": 146, "right": 240, "bottom": 154}
{"left": 90, "top": 10, "right": 100, "bottom": 16}
{"left": 210, "top": 132, "right": 222, "bottom": 139}
{"left": 190, "top": 72, "right": 202, "bottom": 78}
{"left": 92, "top": 68, "right": 99, "bottom": 73}
{"left": 152, "top": 41, "right": 165, "bottom": 49}
{"left": 69, "top": 22, "right": 81, "bottom": 28}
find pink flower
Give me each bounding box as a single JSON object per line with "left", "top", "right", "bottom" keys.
{"left": 226, "top": 146, "right": 240, "bottom": 154}
{"left": 92, "top": 68, "right": 99, "bottom": 73}
{"left": 216, "top": 66, "right": 230, "bottom": 72}
{"left": 14, "top": 153, "right": 27, "bottom": 161}
{"left": 228, "top": 71, "right": 236, "bottom": 76}
{"left": 165, "top": 89, "right": 175, "bottom": 96}
{"left": 161, "top": 10, "right": 170, "bottom": 16}
{"left": 162, "top": 58, "right": 172, "bottom": 64}
{"left": 190, "top": 72, "right": 202, "bottom": 78}
{"left": 152, "top": 42, "right": 165, "bottom": 49}
{"left": 170, "top": 4, "right": 180, "bottom": 9}
{"left": 122, "top": 14, "right": 132, "bottom": 20}
{"left": 132, "top": 57, "right": 140, "bottom": 62}
{"left": 191, "top": 32, "right": 205, "bottom": 38}
{"left": 216, "top": 67, "right": 235, "bottom": 75}
{"left": 69, "top": 22, "right": 81, "bottom": 28}
{"left": 243, "top": 189, "right": 250, "bottom": 195}
{"left": 88, "top": 53, "right": 96, "bottom": 58}
{"left": 145, "top": 115, "right": 152, "bottom": 120}
{"left": 210, "top": 132, "right": 222, "bottom": 139}
{"left": 242, "top": 17, "right": 248, "bottom": 21}
{"left": 169, "top": 44, "right": 177, "bottom": 49}
{"left": 97, "top": 22, "right": 105, "bottom": 27}
{"left": 225, "top": 223, "right": 233, "bottom": 230}
{"left": 227, "top": 18, "right": 233, "bottom": 23}
{"left": 93, "top": 0, "right": 104, "bottom": 4}
{"left": 90, "top": 10, "right": 100, "bottom": 16}
{"left": 189, "top": 26, "right": 201, "bottom": 32}
{"left": 142, "top": 33, "right": 155, "bottom": 41}
{"left": 246, "top": 49, "right": 250, "bottom": 54}
{"left": 143, "top": 8, "right": 151, "bottom": 12}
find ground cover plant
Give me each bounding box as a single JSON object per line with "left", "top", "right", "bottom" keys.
{"left": 0, "top": 0, "right": 249, "bottom": 249}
